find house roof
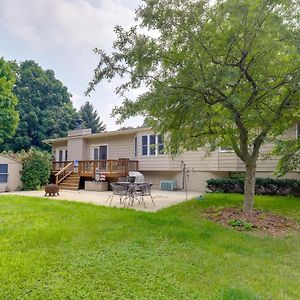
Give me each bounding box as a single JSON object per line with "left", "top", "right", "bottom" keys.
{"left": 43, "top": 127, "right": 152, "bottom": 145}
{"left": 0, "top": 153, "right": 22, "bottom": 163}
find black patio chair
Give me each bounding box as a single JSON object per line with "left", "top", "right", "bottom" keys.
{"left": 106, "top": 183, "right": 128, "bottom": 207}
{"left": 134, "top": 182, "right": 155, "bottom": 208}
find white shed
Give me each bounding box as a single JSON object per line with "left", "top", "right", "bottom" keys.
{"left": 0, "top": 154, "right": 22, "bottom": 192}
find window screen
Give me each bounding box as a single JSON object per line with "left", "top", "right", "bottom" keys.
{"left": 0, "top": 164, "right": 8, "bottom": 183}
{"left": 158, "top": 135, "right": 164, "bottom": 154}
{"left": 134, "top": 137, "right": 138, "bottom": 157}
{"left": 142, "top": 136, "right": 148, "bottom": 156}
{"left": 94, "top": 148, "right": 99, "bottom": 160}
{"left": 149, "top": 135, "right": 156, "bottom": 155}
{"left": 0, "top": 164, "right": 8, "bottom": 173}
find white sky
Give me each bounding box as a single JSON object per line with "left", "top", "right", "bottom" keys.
{"left": 0, "top": 0, "right": 144, "bottom": 130}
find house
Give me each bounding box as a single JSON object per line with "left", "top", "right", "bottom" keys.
{"left": 44, "top": 126, "right": 300, "bottom": 192}
{"left": 0, "top": 154, "right": 22, "bottom": 192}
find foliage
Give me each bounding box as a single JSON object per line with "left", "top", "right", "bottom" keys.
{"left": 228, "top": 219, "right": 254, "bottom": 231}
{"left": 20, "top": 148, "right": 52, "bottom": 190}
{"left": 87, "top": 0, "right": 300, "bottom": 212}
{"left": 0, "top": 150, "right": 21, "bottom": 161}
{"left": 0, "top": 58, "right": 19, "bottom": 144}
{"left": 79, "top": 101, "right": 106, "bottom": 133}
{"left": 207, "top": 177, "right": 300, "bottom": 196}
{"left": 117, "top": 126, "right": 134, "bottom": 131}
{"left": 0, "top": 60, "right": 78, "bottom": 152}
{"left": 0, "top": 193, "right": 299, "bottom": 299}
{"left": 273, "top": 138, "right": 300, "bottom": 176}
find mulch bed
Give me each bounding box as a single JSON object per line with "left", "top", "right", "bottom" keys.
{"left": 202, "top": 207, "right": 299, "bottom": 236}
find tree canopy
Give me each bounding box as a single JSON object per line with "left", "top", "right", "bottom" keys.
{"left": 0, "top": 58, "right": 19, "bottom": 144}
{"left": 273, "top": 136, "right": 300, "bottom": 176}
{"left": 79, "top": 101, "right": 106, "bottom": 133}
{"left": 0, "top": 60, "right": 78, "bottom": 152}
{"left": 88, "top": 0, "right": 300, "bottom": 212}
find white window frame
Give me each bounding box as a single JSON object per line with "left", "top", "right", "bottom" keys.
{"left": 141, "top": 134, "right": 165, "bottom": 157}
{"left": 219, "top": 146, "right": 235, "bottom": 153}
{"left": 0, "top": 164, "right": 8, "bottom": 183}
{"left": 55, "top": 147, "right": 68, "bottom": 161}
{"left": 90, "top": 144, "right": 109, "bottom": 160}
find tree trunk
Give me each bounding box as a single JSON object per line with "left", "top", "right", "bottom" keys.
{"left": 243, "top": 162, "right": 256, "bottom": 213}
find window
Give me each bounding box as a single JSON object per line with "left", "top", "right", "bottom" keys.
{"left": 134, "top": 137, "right": 137, "bottom": 157}
{"left": 56, "top": 148, "right": 67, "bottom": 161}
{"left": 149, "top": 135, "right": 156, "bottom": 155}
{"left": 94, "top": 148, "right": 99, "bottom": 160}
{"left": 99, "top": 145, "right": 108, "bottom": 160}
{"left": 0, "top": 164, "right": 8, "bottom": 183}
{"left": 220, "top": 146, "right": 234, "bottom": 152}
{"left": 142, "top": 135, "right": 148, "bottom": 156}
{"left": 141, "top": 134, "right": 164, "bottom": 156}
{"left": 59, "top": 150, "right": 63, "bottom": 161}
{"left": 92, "top": 145, "right": 108, "bottom": 160}
{"left": 158, "top": 135, "right": 164, "bottom": 154}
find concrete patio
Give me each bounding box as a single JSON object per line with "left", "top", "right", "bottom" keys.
{"left": 6, "top": 189, "right": 201, "bottom": 212}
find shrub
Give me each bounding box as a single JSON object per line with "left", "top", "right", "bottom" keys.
{"left": 228, "top": 219, "right": 255, "bottom": 231}
{"left": 206, "top": 177, "right": 300, "bottom": 197}
{"left": 21, "top": 149, "right": 51, "bottom": 190}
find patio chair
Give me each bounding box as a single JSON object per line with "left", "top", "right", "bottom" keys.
{"left": 106, "top": 183, "right": 128, "bottom": 207}
{"left": 135, "top": 182, "right": 155, "bottom": 208}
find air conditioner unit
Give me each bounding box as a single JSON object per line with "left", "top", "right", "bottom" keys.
{"left": 160, "top": 180, "right": 177, "bottom": 191}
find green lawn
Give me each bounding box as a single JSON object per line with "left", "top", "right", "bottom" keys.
{"left": 0, "top": 194, "right": 299, "bottom": 300}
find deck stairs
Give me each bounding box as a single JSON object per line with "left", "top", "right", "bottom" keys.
{"left": 58, "top": 173, "right": 80, "bottom": 190}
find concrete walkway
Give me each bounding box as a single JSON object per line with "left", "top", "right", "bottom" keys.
{"left": 6, "top": 189, "right": 201, "bottom": 212}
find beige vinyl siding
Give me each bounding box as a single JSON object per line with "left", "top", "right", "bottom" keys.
{"left": 86, "top": 134, "right": 136, "bottom": 160}
{"left": 52, "top": 141, "right": 68, "bottom": 160}
{"left": 136, "top": 130, "right": 219, "bottom": 171}
{"left": 142, "top": 170, "right": 228, "bottom": 192}
{"left": 136, "top": 126, "right": 299, "bottom": 173}
{"left": 50, "top": 125, "right": 299, "bottom": 175}
{"left": 67, "top": 138, "right": 86, "bottom": 161}
{"left": 0, "top": 156, "right": 22, "bottom": 192}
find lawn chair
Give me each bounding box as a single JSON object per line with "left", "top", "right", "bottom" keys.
{"left": 106, "top": 183, "right": 128, "bottom": 207}
{"left": 135, "top": 182, "right": 155, "bottom": 208}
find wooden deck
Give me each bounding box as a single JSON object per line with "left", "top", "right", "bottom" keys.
{"left": 52, "top": 159, "right": 139, "bottom": 180}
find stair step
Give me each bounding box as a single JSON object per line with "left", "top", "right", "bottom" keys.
{"left": 57, "top": 171, "right": 81, "bottom": 190}
{"left": 60, "top": 182, "right": 79, "bottom": 186}
{"left": 64, "top": 179, "right": 80, "bottom": 183}
{"left": 59, "top": 186, "right": 79, "bottom": 190}
{"left": 59, "top": 182, "right": 78, "bottom": 185}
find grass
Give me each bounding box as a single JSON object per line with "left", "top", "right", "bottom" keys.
{"left": 0, "top": 193, "right": 299, "bottom": 299}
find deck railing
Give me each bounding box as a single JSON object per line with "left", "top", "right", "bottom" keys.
{"left": 52, "top": 159, "right": 139, "bottom": 177}
{"left": 54, "top": 161, "right": 74, "bottom": 185}
{"left": 52, "top": 161, "right": 72, "bottom": 172}
{"left": 77, "top": 160, "right": 139, "bottom": 176}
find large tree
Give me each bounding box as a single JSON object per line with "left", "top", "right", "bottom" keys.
{"left": 1, "top": 60, "right": 78, "bottom": 152}
{"left": 79, "top": 101, "right": 106, "bottom": 133}
{"left": 0, "top": 58, "right": 19, "bottom": 144}
{"left": 87, "top": 0, "right": 300, "bottom": 213}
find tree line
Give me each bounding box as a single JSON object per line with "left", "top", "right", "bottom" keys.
{"left": 0, "top": 58, "right": 106, "bottom": 152}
